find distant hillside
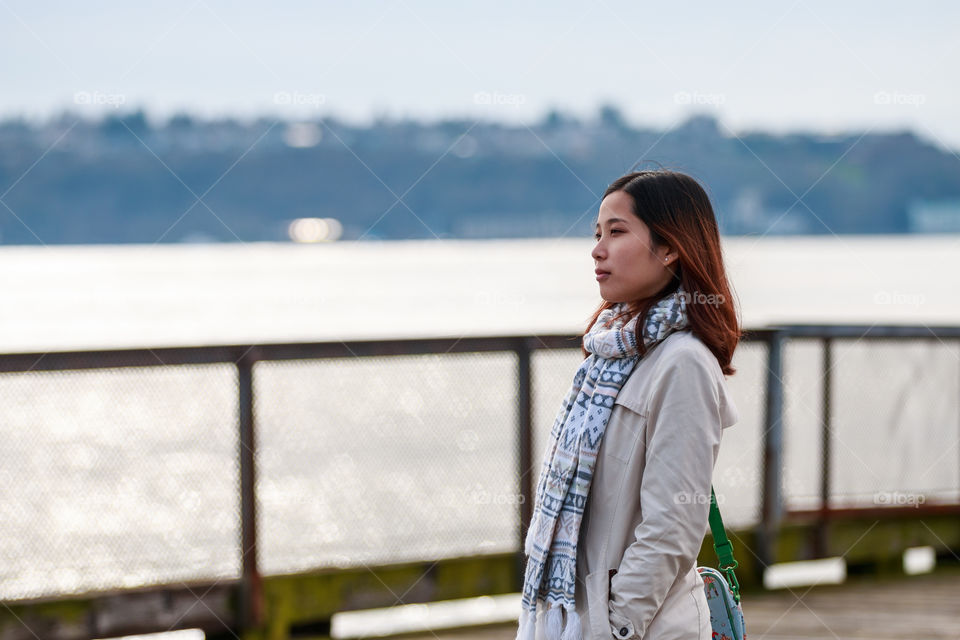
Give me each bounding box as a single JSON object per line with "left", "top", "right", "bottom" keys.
{"left": 0, "top": 108, "right": 958, "bottom": 244}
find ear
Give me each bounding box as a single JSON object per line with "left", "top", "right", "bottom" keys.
{"left": 660, "top": 245, "right": 679, "bottom": 265}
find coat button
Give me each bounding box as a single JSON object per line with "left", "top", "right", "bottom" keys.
{"left": 619, "top": 628, "right": 629, "bottom": 636}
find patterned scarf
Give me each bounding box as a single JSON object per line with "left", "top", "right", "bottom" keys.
{"left": 516, "top": 284, "right": 690, "bottom": 640}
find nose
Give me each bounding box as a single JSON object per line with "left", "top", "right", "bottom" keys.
{"left": 591, "top": 239, "right": 605, "bottom": 262}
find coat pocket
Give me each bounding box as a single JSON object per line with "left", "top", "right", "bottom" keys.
{"left": 585, "top": 568, "right": 612, "bottom": 639}
{"left": 605, "top": 407, "right": 647, "bottom": 464}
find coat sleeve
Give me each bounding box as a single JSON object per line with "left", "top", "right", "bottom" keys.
{"left": 606, "top": 347, "right": 723, "bottom": 639}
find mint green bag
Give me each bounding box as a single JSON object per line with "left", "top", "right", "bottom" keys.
{"left": 696, "top": 486, "right": 746, "bottom": 640}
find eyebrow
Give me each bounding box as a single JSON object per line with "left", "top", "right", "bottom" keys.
{"left": 594, "top": 217, "right": 629, "bottom": 228}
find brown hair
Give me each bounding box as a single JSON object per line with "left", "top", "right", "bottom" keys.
{"left": 582, "top": 169, "right": 742, "bottom": 375}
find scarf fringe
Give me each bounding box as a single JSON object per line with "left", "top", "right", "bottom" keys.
{"left": 545, "top": 605, "right": 563, "bottom": 638}
{"left": 561, "top": 609, "right": 582, "bottom": 640}
{"left": 516, "top": 604, "right": 582, "bottom": 640}
{"left": 516, "top": 608, "right": 535, "bottom": 640}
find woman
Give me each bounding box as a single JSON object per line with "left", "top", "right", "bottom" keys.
{"left": 516, "top": 170, "right": 741, "bottom": 640}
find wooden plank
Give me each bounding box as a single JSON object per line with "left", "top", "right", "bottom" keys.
{"left": 0, "top": 553, "right": 520, "bottom": 640}
{"left": 3, "top": 550, "right": 957, "bottom": 640}
{"left": 741, "top": 569, "right": 960, "bottom": 639}
{"left": 0, "top": 580, "right": 236, "bottom": 640}
{"left": 393, "top": 569, "right": 960, "bottom": 640}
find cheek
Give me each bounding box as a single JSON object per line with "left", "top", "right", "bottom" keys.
{"left": 636, "top": 238, "right": 662, "bottom": 263}
{"left": 621, "top": 239, "right": 655, "bottom": 269}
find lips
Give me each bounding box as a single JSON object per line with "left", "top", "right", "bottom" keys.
{"left": 595, "top": 268, "right": 610, "bottom": 281}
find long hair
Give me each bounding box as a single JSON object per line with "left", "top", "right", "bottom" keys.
{"left": 582, "top": 169, "right": 742, "bottom": 375}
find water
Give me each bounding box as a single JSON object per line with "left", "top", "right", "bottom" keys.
{"left": 1, "top": 234, "right": 958, "bottom": 353}
{"left": 1, "top": 236, "right": 958, "bottom": 602}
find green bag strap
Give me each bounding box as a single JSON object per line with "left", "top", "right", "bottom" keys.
{"left": 708, "top": 485, "right": 741, "bottom": 603}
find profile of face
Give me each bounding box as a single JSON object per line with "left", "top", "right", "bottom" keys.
{"left": 592, "top": 190, "right": 677, "bottom": 303}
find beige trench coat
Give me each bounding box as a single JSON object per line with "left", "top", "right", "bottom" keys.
{"left": 544, "top": 329, "right": 740, "bottom": 640}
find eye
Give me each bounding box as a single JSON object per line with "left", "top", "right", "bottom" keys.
{"left": 594, "top": 229, "right": 623, "bottom": 239}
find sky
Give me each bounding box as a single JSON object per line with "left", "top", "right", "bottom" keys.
{"left": 2, "top": 0, "right": 959, "bottom": 151}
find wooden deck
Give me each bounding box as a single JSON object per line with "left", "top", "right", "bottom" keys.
{"left": 396, "top": 568, "right": 960, "bottom": 640}
{"left": 739, "top": 568, "right": 960, "bottom": 639}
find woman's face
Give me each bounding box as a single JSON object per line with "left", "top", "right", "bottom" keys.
{"left": 592, "top": 190, "right": 676, "bottom": 303}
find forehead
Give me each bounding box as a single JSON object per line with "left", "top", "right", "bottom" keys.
{"left": 595, "top": 191, "right": 635, "bottom": 226}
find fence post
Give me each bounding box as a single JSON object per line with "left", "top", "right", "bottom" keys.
{"left": 757, "top": 330, "right": 785, "bottom": 575}
{"left": 516, "top": 338, "right": 533, "bottom": 589}
{"left": 237, "top": 349, "right": 264, "bottom": 631}
{"left": 815, "top": 337, "right": 833, "bottom": 557}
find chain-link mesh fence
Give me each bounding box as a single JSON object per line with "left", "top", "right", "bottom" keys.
{"left": 255, "top": 352, "right": 520, "bottom": 575}
{"left": 0, "top": 362, "right": 239, "bottom": 601}
{"left": 2, "top": 333, "right": 958, "bottom": 602}
{"left": 827, "top": 338, "right": 960, "bottom": 508}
